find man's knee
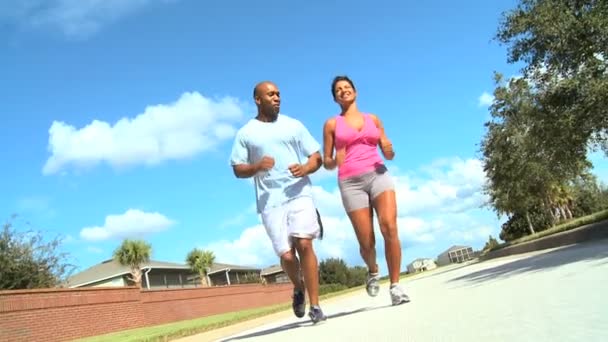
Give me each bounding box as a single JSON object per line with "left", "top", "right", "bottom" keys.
{"left": 294, "top": 238, "right": 313, "bottom": 254}
{"left": 280, "top": 249, "right": 297, "bottom": 264}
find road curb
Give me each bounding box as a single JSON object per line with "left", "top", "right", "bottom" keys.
{"left": 480, "top": 219, "right": 608, "bottom": 261}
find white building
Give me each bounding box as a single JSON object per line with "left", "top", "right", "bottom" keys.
{"left": 436, "top": 245, "right": 475, "bottom": 266}
{"left": 407, "top": 258, "right": 438, "bottom": 274}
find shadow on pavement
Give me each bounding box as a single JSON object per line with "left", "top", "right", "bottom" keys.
{"left": 447, "top": 239, "right": 608, "bottom": 285}
{"left": 218, "top": 304, "right": 392, "bottom": 341}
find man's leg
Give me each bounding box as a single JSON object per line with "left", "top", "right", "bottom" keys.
{"left": 280, "top": 248, "right": 303, "bottom": 290}
{"left": 288, "top": 197, "right": 327, "bottom": 323}
{"left": 261, "top": 205, "right": 306, "bottom": 317}
{"left": 293, "top": 238, "right": 318, "bottom": 306}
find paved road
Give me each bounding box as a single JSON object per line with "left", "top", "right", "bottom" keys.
{"left": 184, "top": 240, "right": 608, "bottom": 342}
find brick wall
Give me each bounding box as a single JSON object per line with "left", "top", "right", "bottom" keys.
{"left": 140, "top": 283, "right": 293, "bottom": 326}
{"left": 0, "top": 283, "right": 292, "bottom": 342}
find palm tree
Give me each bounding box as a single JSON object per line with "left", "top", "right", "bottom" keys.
{"left": 113, "top": 239, "right": 152, "bottom": 287}
{"left": 186, "top": 248, "right": 215, "bottom": 287}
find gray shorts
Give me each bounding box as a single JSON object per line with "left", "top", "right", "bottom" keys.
{"left": 338, "top": 165, "right": 395, "bottom": 212}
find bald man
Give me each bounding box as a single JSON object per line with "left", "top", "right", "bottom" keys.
{"left": 229, "top": 81, "right": 327, "bottom": 324}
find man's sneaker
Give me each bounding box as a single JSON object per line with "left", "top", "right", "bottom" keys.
{"left": 366, "top": 271, "right": 380, "bottom": 297}
{"left": 292, "top": 288, "right": 306, "bottom": 318}
{"left": 308, "top": 306, "right": 327, "bottom": 324}
{"left": 390, "top": 284, "right": 410, "bottom": 305}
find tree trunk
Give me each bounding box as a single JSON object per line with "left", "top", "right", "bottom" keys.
{"left": 545, "top": 198, "right": 556, "bottom": 226}
{"left": 130, "top": 267, "right": 142, "bottom": 287}
{"left": 525, "top": 211, "right": 536, "bottom": 235}
{"left": 559, "top": 206, "right": 567, "bottom": 221}
{"left": 564, "top": 205, "right": 573, "bottom": 219}
{"left": 200, "top": 272, "right": 209, "bottom": 287}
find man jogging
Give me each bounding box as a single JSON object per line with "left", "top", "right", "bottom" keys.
{"left": 229, "top": 81, "right": 327, "bottom": 324}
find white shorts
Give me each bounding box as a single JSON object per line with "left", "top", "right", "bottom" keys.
{"left": 260, "top": 196, "right": 322, "bottom": 257}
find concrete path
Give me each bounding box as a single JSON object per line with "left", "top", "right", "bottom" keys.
{"left": 181, "top": 240, "right": 608, "bottom": 342}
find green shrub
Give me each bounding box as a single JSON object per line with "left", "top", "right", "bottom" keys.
{"left": 319, "top": 283, "right": 347, "bottom": 295}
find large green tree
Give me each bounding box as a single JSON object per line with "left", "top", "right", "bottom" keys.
{"left": 483, "top": 0, "right": 607, "bottom": 239}
{"left": 481, "top": 73, "right": 593, "bottom": 234}
{"left": 319, "top": 258, "right": 349, "bottom": 285}
{"left": 113, "top": 239, "right": 152, "bottom": 287}
{"left": 496, "top": 0, "right": 608, "bottom": 157}
{"left": 186, "top": 248, "right": 215, "bottom": 287}
{"left": 0, "top": 217, "right": 75, "bottom": 290}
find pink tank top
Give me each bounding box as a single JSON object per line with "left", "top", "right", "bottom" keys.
{"left": 334, "top": 114, "right": 384, "bottom": 180}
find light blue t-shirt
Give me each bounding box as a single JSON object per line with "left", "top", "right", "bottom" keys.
{"left": 230, "top": 114, "right": 320, "bottom": 214}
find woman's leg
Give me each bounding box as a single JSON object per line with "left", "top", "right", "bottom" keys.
{"left": 346, "top": 205, "right": 377, "bottom": 274}
{"left": 371, "top": 189, "right": 401, "bottom": 284}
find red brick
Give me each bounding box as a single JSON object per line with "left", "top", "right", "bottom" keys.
{"left": 0, "top": 283, "right": 292, "bottom": 341}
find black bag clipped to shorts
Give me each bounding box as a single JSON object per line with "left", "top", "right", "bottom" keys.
{"left": 315, "top": 209, "right": 324, "bottom": 240}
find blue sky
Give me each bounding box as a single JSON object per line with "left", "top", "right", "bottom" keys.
{"left": 2, "top": 0, "right": 606, "bottom": 275}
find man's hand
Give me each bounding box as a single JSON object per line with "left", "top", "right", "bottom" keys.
{"left": 288, "top": 163, "right": 309, "bottom": 178}
{"left": 256, "top": 156, "right": 275, "bottom": 172}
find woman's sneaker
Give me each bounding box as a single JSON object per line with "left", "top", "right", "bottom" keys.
{"left": 389, "top": 283, "right": 410, "bottom": 305}
{"left": 308, "top": 305, "right": 327, "bottom": 324}
{"left": 366, "top": 271, "right": 380, "bottom": 297}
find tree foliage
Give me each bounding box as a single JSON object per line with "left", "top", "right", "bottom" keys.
{"left": 186, "top": 248, "right": 215, "bottom": 287}
{"left": 113, "top": 239, "right": 152, "bottom": 287}
{"left": 482, "top": 0, "right": 608, "bottom": 240}
{"left": 0, "top": 217, "right": 75, "bottom": 290}
{"left": 319, "top": 258, "right": 368, "bottom": 288}
{"left": 496, "top": 0, "right": 608, "bottom": 156}
{"left": 482, "top": 235, "right": 501, "bottom": 252}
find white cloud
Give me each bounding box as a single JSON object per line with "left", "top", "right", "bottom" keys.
{"left": 396, "top": 158, "right": 488, "bottom": 216}
{"left": 43, "top": 91, "right": 246, "bottom": 175}
{"left": 80, "top": 209, "right": 175, "bottom": 242}
{"left": 478, "top": 92, "right": 495, "bottom": 107}
{"left": 202, "top": 157, "right": 495, "bottom": 269}
{"left": 0, "top": 0, "right": 178, "bottom": 39}
{"left": 203, "top": 225, "right": 275, "bottom": 267}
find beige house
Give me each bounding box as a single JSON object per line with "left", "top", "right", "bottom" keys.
{"left": 406, "top": 258, "right": 438, "bottom": 274}
{"left": 204, "top": 262, "right": 262, "bottom": 286}
{"left": 260, "top": 264, "right": 289, "bottom": 284}
{"left": 436, "top": 245, "right": 476, "bottom": 266}
{"left": 67, "top": 259, "right": 262, "bottom": 289}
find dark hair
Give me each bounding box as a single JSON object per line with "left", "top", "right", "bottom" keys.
{"left": 331, "top": 75, "right": 356, "bottom": 99}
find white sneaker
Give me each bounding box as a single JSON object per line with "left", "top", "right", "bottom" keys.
{"left": 390, "top": 284, "right": 410, "bottom": 305}
{"left": 366, "top": 272, "right": 380, "bottom": 297}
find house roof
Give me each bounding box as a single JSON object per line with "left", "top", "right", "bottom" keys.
{"left": 261, "top": 264, "right": 283, "bottom": 276}
{"left": 447, "top": 245, "right": 472, "bottom": 252}
{"left": 440, "top": 245, "right": 472, "bottom": 255}
{"left": 207, "top": 262, "right": 261, "bottom": 275}
{"left": 67, "top": 259, "right": 259, "bottom": 287}
{"left": 409, "top": 258, "right": 432, "bottom": 264}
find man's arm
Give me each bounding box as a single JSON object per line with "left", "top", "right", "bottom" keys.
{"left": 289, "top": 120, "right": 323, "bottom": 177}
{"left": 289, "top": 151, "right": 321, "bottom": 178}
{"left": 232, "top": 163, "right": 259, "bottom": 178}
{"left": 233, "top": 156, "right": 274, "bottom": 178}
{"left": 230, "top": 130, "right": 274, "bottom": 178}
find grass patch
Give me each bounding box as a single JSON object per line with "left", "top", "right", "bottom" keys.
{"left": 75, "top": 284, "right": 367, "bottom": 342}
{"left": 488, "top": 209, "right": 608, "bottom": 253}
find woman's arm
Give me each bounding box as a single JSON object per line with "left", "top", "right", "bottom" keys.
{"left": 323, "top": 118, "right": 338, "bottom": 169}
{"left": 370, "top": 114, "right": 395, "bottom": 160}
